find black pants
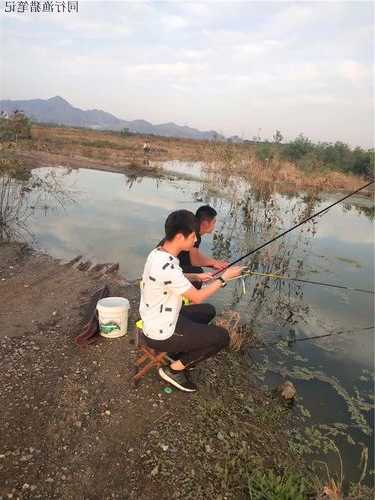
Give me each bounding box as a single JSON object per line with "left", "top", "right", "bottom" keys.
{"left": 143, "top": 304, "right": 229, "bottom": 367}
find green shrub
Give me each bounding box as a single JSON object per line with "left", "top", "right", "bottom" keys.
{"left": 256, "top": 143, "right": 274, "bottom": 162}
{"left": 282, "top": 134, "right": 374, "bottom": 179}
{"left": 0, "top": 112, "right": 31, "bottom": 141}
{"left": 247, "top": 469, "right": 309, "bottom": 500}
{"left": 283, "top": 134, "right": 314, "bottom": 161}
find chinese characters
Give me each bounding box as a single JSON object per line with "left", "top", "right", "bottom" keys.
{"left": 4, "top": 1, "right": 79, "bottom": 13}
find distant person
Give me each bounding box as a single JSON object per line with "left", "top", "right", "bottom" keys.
{"left": 178, "top": 205, "right": 228, "bottom": 275}
{"left": 139, "top": 209, "right": 243, "bottom": 392}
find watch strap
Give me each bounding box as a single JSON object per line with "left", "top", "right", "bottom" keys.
{"left": 218, "top": 276, "right": 227, "bottom": 287}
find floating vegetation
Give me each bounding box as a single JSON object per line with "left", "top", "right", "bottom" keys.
{"left": 277, "top": 366, "right": 372, "bottom": 436}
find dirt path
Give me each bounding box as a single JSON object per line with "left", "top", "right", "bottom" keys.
{"left": 0, "top": 243, "right": 298, "bottom": 500}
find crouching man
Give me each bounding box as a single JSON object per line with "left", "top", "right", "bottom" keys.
{"left": 139, "top": 209, "right": 242, "bottom": 392}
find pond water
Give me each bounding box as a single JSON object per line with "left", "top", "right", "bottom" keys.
{"left": 1, "top": 162, "right": 374, "bottom": 486}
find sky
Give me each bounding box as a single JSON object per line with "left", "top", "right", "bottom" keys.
{"left": 0, "top": 1, "right": 374, "bottom": 147}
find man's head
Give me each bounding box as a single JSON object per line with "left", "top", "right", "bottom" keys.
{"left": 196, "top": 205, "right": 217, "bottom": 235}
{"left": 164, "top": 210, "right": 198, "bottom": 251}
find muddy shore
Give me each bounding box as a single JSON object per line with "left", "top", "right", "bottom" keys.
{"left": 0, "top": 242, "right": 301, "bottom": 499}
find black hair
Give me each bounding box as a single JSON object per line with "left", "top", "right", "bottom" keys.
{"left": 164, "top": 210, "right": 198, "bottom": 241}
{"left": 195, "top": 205, "right": 217, "bottom": 222}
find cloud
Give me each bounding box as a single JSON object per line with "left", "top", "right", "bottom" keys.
{"left": 161, "top": 14, "right": 190, "bottom": 31}
{"left": 339, "top": 60, "right": 370, "bottom": 84}
{"left": 126, "top": 62, "right": 207, "bottom": 80}
{"left": 1, "top": 1, "right": 373, "bottom": 147}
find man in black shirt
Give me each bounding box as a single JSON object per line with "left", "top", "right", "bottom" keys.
{"left": 178, "top": 205, "right": 228, "bottom": 275}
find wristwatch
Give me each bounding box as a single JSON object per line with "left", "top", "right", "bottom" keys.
{"left": 217, "top": 276, "right": 227, "bottom": 288}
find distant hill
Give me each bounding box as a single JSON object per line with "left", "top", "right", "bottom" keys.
{"left": 0, "top": 96, "right": 225, "bottom": 141}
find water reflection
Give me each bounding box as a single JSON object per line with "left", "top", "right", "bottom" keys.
{"left": 0, "top": 163, "right": 78, "bottom": 242}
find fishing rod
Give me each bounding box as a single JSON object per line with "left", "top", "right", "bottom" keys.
{"left": 213, "top": 180, "right": 374, "bottom": 275}
{"left": 225, "top": 269, "right": 374, "bottom": 295}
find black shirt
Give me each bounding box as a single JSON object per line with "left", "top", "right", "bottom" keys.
{"left": 178, "top": 234, "right": 202, "bottom": 271}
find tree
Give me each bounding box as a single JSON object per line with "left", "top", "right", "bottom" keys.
{"left": 272, "top": 130, "right": 283, "bottom": 144}
{"left": 0, "top": 111, "right": 31, "bottom": 142}
{"left": 283, "top": 134, "right": 314, "bottom": 161}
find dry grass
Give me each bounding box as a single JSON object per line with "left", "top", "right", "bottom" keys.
{"left": 29, "top": 125, "right": 209, "bottom": 163}
{"left": 5, "top": 124, "right": 370, "bottom": 194}
{"left": 215, "top": 309, "right": 255, "bottom": 351}
{"left": 203, "top": 143, "right": 369, "bottom": 193}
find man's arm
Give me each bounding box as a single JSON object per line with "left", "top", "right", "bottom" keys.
{"left": 184, "top": 266, "right": 243, "bottom": 303}
{"left": 184, "top": 272, "right": 213, "bottom": 283}
{"left": 189, "top": 247, "right": 228, "bottom": 270}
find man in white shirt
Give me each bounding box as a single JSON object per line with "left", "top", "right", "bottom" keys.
{"left": 139, "top": 210, "right": 242, "bottom": 392}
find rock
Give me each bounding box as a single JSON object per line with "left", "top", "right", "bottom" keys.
{"left": 277, "top": 381, "right": 296, "bottom": 400}
{"left": 160, "top": 444, "right": 169, "bottom": 451}
{"left": 151, "top": 465, "right": 159, "bottom": 477}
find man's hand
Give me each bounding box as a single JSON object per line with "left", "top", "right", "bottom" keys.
{"left": 221, "top": 266, "right": 245, "bottom": 281}
{"left": 211, "top": 259, "right": 229, "bottom": 270}
{"left": 197, "top": 272, "right": 214, "bottom": 282}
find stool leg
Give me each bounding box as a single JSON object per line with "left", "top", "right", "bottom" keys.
{"left": 133, "top": 359, "right": 158, "bottom": 383}
{"left": 135, "top": 353, "right": 149, "bottom": 366}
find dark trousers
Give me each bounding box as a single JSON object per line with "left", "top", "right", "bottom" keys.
{"left": 143, "top": 304, "right": 229, "bottom": 367}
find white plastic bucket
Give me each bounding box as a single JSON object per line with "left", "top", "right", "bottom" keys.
{"left": 97, "top": 297, "right": 130, "bottom": 339}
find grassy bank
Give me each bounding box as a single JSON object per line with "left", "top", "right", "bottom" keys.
{"left": 205, "top": 141, "right": 373, "bottom": 194}
{"left": 0, "top": 123, "right": 372, "bottom": 194}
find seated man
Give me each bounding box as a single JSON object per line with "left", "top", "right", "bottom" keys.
{"left": 139, "top": 209, "right": 242, "bottom": 393}
{"left": 178, "top": 205, "right": 228, "bottom": 275}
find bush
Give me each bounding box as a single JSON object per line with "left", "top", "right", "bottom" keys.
{"left": 256, "top": 143, "right": 274, "bottom": 162}
{"left": 247, "top": 469, "right": 310, "bottom": 500}
{"left": 351, "top": 147, "right": 374, "bottom": 178}
{"left": 0, "top": 112, "right": 32, "bottom": 142}
{"left": 283, "top": 134, "right": 314, "bottom": 161}
{"left": 282, "top": 134, "right": 374, "bottom": 179}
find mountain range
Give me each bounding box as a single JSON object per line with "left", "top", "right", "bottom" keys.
{"left": 0, "top": 96, "right": 227, "bottom": 141}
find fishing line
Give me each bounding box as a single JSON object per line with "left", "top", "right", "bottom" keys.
{"left": 253, "top": 325, "right": 374, "bottom": 350}
{"left": 225, "top": 270, "right": 374, "bottom": 295}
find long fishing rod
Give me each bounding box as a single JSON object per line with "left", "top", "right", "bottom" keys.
{"left": 226, "top": 270, "right": 374, "bottom": 295}
{"left": 214, "top": 180, "right": 374, "bottom": 275}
